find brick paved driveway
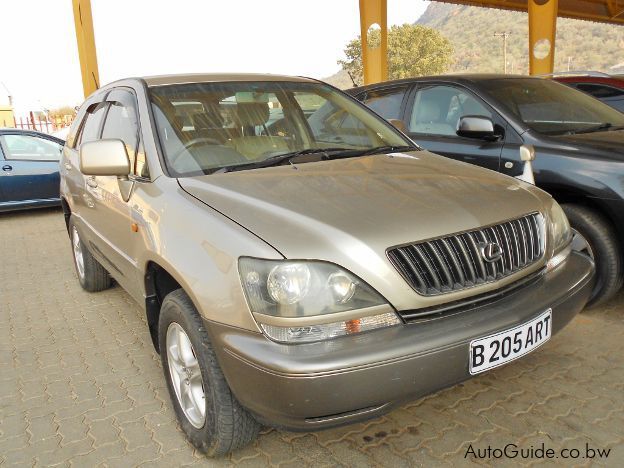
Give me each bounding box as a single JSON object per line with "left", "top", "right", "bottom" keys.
{"left": 1, "top": 208, "right": 623, "bottom": 467}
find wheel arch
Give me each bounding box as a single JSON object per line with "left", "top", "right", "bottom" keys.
{"left": 144, "top": 259, "right": 201, "bottom": 353}
{"left": 60, "top": 197, "right": 71, "bottom": 233}
{"left": 545, "top": 185, "right": 624, "bottom": 266}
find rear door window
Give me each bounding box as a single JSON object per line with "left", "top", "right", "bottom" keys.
{"left": 362, "top": 87, "right": 407, "bottom": 120}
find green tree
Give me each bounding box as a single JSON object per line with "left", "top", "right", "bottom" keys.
{"left": 338, "top": 24, "right": 454, "bottom": 86}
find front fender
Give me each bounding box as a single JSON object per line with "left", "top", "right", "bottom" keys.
{"left": 135, "top": 177, "right": 282, "bottom": 332}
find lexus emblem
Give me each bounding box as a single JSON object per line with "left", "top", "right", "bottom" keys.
{"left": 480, "top": 242, "right": 503, "bottom": 263}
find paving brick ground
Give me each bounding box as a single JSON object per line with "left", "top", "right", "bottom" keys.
{"left": 1, "top": 208, "right": 623, "bottom": 467}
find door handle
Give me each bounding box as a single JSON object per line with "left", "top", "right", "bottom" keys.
{"left": 2, "top": 164, "right": 12, "bottom": 172}
{"left": 86, "top": 177, "right": 98, "bottom": 188}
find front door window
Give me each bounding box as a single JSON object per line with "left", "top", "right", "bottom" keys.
{"left": 409, "top": 85, "right": 492, "bottom": 137}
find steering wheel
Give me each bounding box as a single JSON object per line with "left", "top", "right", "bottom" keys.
{"left": 169, "top": 137, "right": 222, "bottom": 164}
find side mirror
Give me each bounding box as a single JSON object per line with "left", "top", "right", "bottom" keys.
{"left": 388, "top": 119, "right": 407, "bottom": 133}
{"left": 80, "top": 139, "right": 130, "bottom": 176}
{"left": 456, "top": 116, "right": 497, "bottom": 140}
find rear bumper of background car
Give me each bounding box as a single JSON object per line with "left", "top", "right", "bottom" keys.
{"left": 207, "top": 252, "right": 594, "bottom": 431}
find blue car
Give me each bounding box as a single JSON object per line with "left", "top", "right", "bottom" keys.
{"left": 0, "top": 128, "right": 64, "bottom": 211}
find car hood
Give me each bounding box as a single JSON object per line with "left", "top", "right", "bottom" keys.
{"left": 546, "top": 129, "right": 624, "bottom": 161}
{"left": 178, "top": 151, "right": 551, "bottom": 308}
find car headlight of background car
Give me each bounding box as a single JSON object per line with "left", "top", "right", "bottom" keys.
{"left": 546, "top": 200, "right": 573, "bottom": 271}
{"left": 239, "top": 258, "right": 401, "bottom": 343}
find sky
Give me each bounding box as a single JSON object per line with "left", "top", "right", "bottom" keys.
{"left": 0, "top": 0, "right": 429, "bottom": 116}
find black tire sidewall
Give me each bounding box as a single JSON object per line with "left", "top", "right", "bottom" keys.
{"left": 563, "top": 204, "right": 623, "bottom": 306}
{"left": 158, "top": 291, "right": 230, "bottom": 455}
{"left": 68, "top": 217, "right": 93, "bottom": 290}
{"left": 68, "top": 216, "right": 111, "bottom": 292}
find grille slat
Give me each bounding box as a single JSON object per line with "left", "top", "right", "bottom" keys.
{"left": 440, "top": 238, "right": 466, "bottom": 286}
{"left": 429, "top": 241, "right": 455, "bottom": 288}
{"left": 393, "top": 248, "right": 428, "bottom": 292}
{"left": 388, "top": 213, "right": 544, "bottom": 296}
{"left": 413, "top": 245, "right": 442, "bottom": 292}
{"left": 515, "top": 219, "right": 528, "bottom": 266}
{"left": 530, "top": 215, "right": 541, "bottom": 258}
{"left": 522, "top": 216, "right": 535, "bottom": 262}
{"left": 465, "top": 232, "right": 488, "bottom": 280}
{"left": 450, "top": 237, "right": 475, "bottom": 284}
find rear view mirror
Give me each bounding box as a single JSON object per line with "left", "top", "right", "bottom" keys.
{"left": 80, "top": 139, "right": 131, "bottom": 177}
{"left": 457, "top": 116, "right": 497, "bottom": 140}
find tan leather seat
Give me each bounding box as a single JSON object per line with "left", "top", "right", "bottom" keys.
{"left": 226, "top": 103, "right": 289, "bottom": 160}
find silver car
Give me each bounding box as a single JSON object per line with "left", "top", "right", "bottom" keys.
{"left": 60, "top": 74, "right": 594, "bottom": 456}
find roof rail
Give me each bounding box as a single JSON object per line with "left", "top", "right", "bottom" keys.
{"left": 537, "top": 70, "right": 611, "bottom": 78}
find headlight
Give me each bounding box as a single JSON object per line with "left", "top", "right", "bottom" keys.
{"left": 239, "top": 258, "right": 401, "bottom": 343}
{"left": 546, "top": 201, "right": 573, "bottom": 271}
{"left": 267, "top": 263, "right": 311, "bottom": 304}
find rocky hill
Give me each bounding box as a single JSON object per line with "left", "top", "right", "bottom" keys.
{"left": 417, "top": 2, "right": 624, "bottom": 74}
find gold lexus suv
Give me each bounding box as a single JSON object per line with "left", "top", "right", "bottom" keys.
{"left": 60, "top": 74, "right": 594, "bottom": 456}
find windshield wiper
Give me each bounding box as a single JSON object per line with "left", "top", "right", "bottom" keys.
{"left": 347, "top": 145, "right": 420, "bottom": 156}
{"left": 210, "top": 144, "right": 419, "bottom": 174}
{"left": 211, "top": 147, "right": 353, "bottom": 174}
{"left": 568, "top": 123, "right": 624, "bottom": 135}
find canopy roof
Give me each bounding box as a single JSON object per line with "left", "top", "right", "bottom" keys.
{"left": 435, "top": 0, "right": 624, "bottom": 25}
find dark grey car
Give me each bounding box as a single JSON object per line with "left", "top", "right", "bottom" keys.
{"left": 350, "top": 75, "right": 624, "bottom": 306}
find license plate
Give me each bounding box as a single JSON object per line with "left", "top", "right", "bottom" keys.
{"left": 469, "top": 310, "right": 552, "bottom": 375}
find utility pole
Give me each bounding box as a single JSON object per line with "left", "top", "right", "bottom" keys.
{"left": 0, "top": 81, "right": 12, "bottom": 107}
{"left": 494, "top": 32, "right": 511, "bottom": 73}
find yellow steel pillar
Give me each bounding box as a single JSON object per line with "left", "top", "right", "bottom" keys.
{"left": 528, "top": 0, "right": 559, "bottom": 75}
{"left": 72, "top": 0, "right": 100, "bottom": 98}
{"left": 359, "top": 0, "right": 388, "bottom": 84}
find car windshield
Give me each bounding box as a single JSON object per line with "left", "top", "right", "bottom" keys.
{"left": 483, "top": 78, "right": 624, "bottom": 135}
{"left": 149, "top": 81, "right": 412, "bottom": 176}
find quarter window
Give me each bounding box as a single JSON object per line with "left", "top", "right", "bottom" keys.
{"left": 0, "top": 134, "right": 62, "bottom": 161}
{"left": 409, "top": 85, "right": 492, "bottom": 136}
{"left": 362, "top": 87, "right": 407, "bottom": 120}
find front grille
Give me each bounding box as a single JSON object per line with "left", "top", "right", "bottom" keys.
{"left": 387, "top": 213, "right": 544, "bottom": 296}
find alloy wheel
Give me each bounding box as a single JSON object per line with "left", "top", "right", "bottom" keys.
{"left": 166, "top": 322, "right": 206, "bottom": 428}
{"left": 72, "top": 227, "right": 85, "bottom": 281}
{"left": 571, "top": 228, "right": 594, "bottom": 260}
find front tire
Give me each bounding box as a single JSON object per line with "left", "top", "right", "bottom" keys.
{"left": 158, "top": 289, "right": 260, "bottom": 456}
{"left": 69, "top": 218, "right": 112, "bottom": 292}
{"left": 563, "top": 204, "right": 623, "bottom": 307}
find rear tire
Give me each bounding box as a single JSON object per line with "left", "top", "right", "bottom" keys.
{"left": 69, "top": 218, "right": 112, "bottom": 292}
{"left": 158, "top": 289, "right": 260, "bottom": 456}
{"left": 562, "top": 204, "right": 623, "bottom": 307}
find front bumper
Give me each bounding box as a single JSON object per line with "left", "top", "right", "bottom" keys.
{"left": 207, "top": 252, "right": 594, "bottom": 431}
